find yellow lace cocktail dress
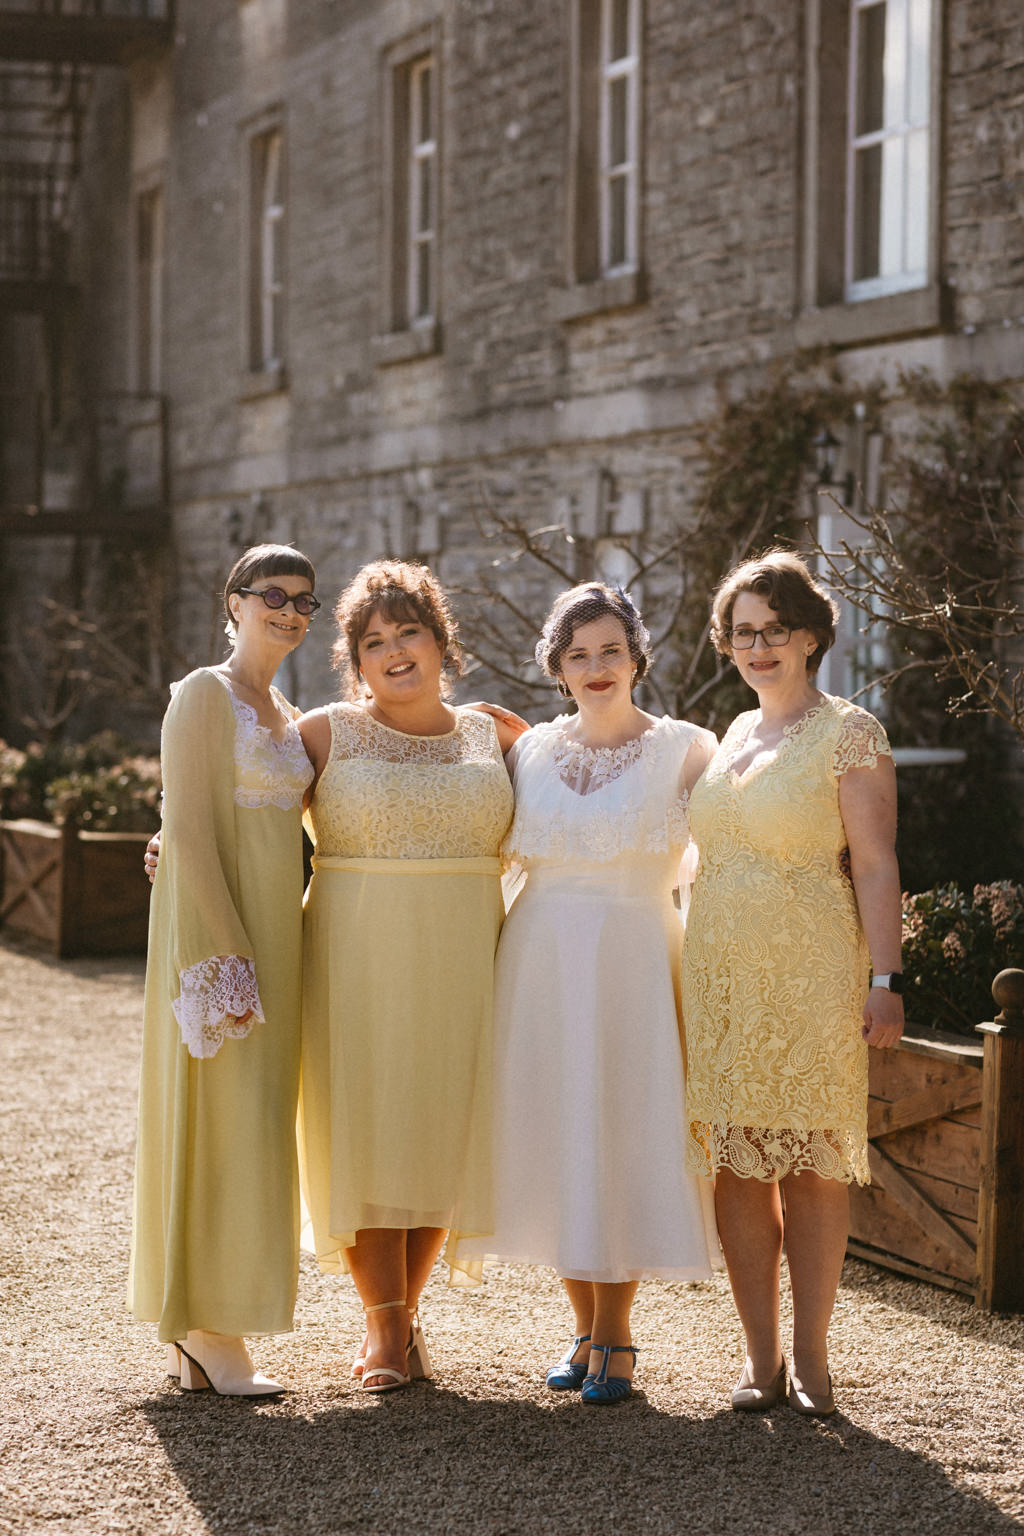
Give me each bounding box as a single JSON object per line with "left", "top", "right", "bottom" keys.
{"left": 682, "top": 696, "right": 892, "bottom": 1185}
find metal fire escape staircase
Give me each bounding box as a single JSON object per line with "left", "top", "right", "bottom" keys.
{"left": 0, "top": 2, "right": 173, "bottom": 538}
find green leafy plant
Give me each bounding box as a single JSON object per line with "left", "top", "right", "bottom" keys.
{"left": 0, "top": 732, "right": 161, "bottom": 830}
{"left": 901, "top": 882, "right": 1024, "bottom": 1037}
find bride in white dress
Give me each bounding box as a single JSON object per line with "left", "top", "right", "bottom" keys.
{"left": 461, "top": 584, "right": 721, "bottom": 1403}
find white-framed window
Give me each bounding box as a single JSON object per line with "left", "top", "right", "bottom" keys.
{"left": 556, "top": 0, "right": 645, "bottom": 314}
{"left": 134, "top": 183, "right": 163, "bottom": 393}
{"left": 845, "top": 0, "right": 932, "bottom": 301}
{"left": 407, "top": 55, "right": 437, "bottom": 326}
{"left": 374, "top": 28, "right": 441, "bottom": 358}
{"left": 599, "top": 0, "right": 640, "bottom": 276}
{"left": 248, "top": 126, "right": 285, "bottom": 372}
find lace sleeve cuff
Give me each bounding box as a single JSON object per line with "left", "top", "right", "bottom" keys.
{"left": 171, "top": 954, "right": 266, "bottom": 1059}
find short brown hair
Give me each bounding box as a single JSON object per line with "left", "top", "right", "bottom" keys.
{"left": 534, "top": 582, "right": 652, "bottom": 684}
{"left": 223, "top": 543, "right": 316, "bottom": 633}
{"left": 710, "top": 549, "right": 838, "bottom": 676}
{"left": 331, "top": 560, "right": 463, "bottom": 698}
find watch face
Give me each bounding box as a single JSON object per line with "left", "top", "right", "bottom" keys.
{"left": 888, "top": 974, "right": 904, "bottom": 994}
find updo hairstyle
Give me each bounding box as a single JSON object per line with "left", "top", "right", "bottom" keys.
{"left": 223, "top": 543, "right": 317, "bottom": 636}
{"left": 710, "top": 549, "right": 838, "bottom": 676}
{"left": 331, "top": 559, "right": 464, "bottom": 699}
{"left": 534, "top": 582, "right": 652, "bottom": 688}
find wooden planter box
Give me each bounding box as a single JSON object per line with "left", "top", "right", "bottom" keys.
{"left": 0, "top": 817, "right": 152, "bottom": 958}
{"left": 848, "top": 998, "right": 1024, "bottom": 1312}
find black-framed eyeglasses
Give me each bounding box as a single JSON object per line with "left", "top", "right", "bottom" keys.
{"left": 237, "top": 586, "right": 321, "bottom": 617}
{"left": 728, "top": 623, "right": 794, "bottom": 650}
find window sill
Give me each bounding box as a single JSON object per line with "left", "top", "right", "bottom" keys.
{"left": 238, "top": 363, "right": 288, "bottom": 401}
{"left": 371, "top": 322, "right": 441, "bottom": 366}
{"left": 794, "top": 283, "right": 950, "bottom": 349}
{"left": 550, "top": 269, "right": 646, "bottom": 323}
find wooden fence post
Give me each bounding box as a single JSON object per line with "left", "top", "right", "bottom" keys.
{"left": 975, "top": 968, "right": 1024, "bottom": 1311}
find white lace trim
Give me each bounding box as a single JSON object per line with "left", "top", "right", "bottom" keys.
{"left": 217, "top": 677, "right": 314, "bottom": 810}
{"left": 550, "top": 730, "right": 647, "bottom": 794}
{"left": 503, "top": 716, "right": 695, "bottom": 866}
{"left": 171, "top": 954, "right": 266, "bottom": 1059}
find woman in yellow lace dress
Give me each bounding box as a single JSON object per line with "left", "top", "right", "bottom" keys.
{"left": 682, "top": 550, "right": 904, "bottom": 1418}
{"left": 297, "top": 562, "right": 519, "bottom": 1392}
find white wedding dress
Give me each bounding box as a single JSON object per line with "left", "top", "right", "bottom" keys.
{"left": 460, "top": 715, "right": 721, "bottom": 1283}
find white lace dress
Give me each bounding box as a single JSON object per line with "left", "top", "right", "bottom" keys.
{"left": 459, "top": 716, "right": 721, "bottom": 1283}
{"left": 129, "top": 668, "right": 313, "bottom": 1341}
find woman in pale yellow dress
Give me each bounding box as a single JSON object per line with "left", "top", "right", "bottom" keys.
{"left": 682, "top": 550, "right": 904, "bottom": 1418}
{"left": 297, "top": 561, "right": 520, "bottom": 1392}
{"left": 130, "top": 544, "right": 318, "bottom": 1395}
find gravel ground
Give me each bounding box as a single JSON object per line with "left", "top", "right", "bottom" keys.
{"left": 0, "top": 934, "right": 1022, "bottom": 1536}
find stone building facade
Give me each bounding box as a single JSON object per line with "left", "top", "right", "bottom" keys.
{"left": 1, "top": 0, "right": 1022, "bottom": 748}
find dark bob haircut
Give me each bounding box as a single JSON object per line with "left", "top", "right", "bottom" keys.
{"left": 710, "top": 548, "right": 838, "bottom": 676}
{"left": 223, "top": 543, "right": 317, "bottom": 634}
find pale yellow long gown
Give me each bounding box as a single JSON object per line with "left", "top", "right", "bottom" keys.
{"left": 682, "top": 695, "right": 892, "bottom": 1186}
{"left": 129, "top": 668, "right": 313, "bottom": 1341}
{"left": 299, "top": 704, "right": 514, "bottom": 1282}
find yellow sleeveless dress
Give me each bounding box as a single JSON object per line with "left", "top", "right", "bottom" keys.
{"left": 299, "top": 704, "right": 514, "bottom": 1282}
{"left": 681, "top": 695, "right": 892, "bottom": 1186}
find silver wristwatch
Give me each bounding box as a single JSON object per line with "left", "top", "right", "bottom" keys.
{"left": 870, "top": 972, "right": 904, "bottom": 994}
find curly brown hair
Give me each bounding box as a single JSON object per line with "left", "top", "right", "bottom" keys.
{"left": 710, "top": 548, "right": 838, "bottom": 676}
{"left": 331, "top": 560, "right": 464, "bottom": 698}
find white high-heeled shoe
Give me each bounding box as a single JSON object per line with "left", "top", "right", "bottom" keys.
{"left": 173, "top": 1331, "right": 284, "bottom": 1397}
{"left": 360, "top": 1300, "right": 433, "bottom": 1392}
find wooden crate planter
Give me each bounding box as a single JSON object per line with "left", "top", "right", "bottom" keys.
{"left": 0, "top": 817, "right": 151, "bottom": 958}
{"left": 848, "top": 971, "right": 1024, "bottom": 1311}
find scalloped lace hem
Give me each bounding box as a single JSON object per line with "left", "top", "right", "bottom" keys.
{"left": 171, "top": 955, "right": 265, "bottom": 1059}
{"left": 686, "top": 1121, "right": 868, "bottom": 1186}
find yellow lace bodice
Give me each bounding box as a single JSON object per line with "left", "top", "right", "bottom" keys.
{"left": 681, "top": 695, "right": 892, "bottom": 1184}
{"left": 308, "top": 703, "right": 514, "bottom": 860}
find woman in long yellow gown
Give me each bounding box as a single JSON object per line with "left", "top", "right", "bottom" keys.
{"left": 129, "top": 544, "right": 318, "bottom": 1396}
{"left": 297, "top": 561, "right": 520, "bottom": 1392}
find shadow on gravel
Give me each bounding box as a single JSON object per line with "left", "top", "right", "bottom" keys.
{"left": 141, "top": 1385, "right": 1024, "bottom": 1536}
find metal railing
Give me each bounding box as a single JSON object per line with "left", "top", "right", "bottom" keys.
{"left": 0, "top": 391, "right": 167, "bottom": 521}
{"left": 0, "top": 161, "right": 69, "bottom": 283}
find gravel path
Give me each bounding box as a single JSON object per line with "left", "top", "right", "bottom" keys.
{"left": 0, "top": 934, "right": 1022, "bottom": 1536}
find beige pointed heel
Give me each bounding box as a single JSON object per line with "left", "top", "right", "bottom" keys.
{"left": 731, "top": 1359, "right": 787, "bottom": 1412}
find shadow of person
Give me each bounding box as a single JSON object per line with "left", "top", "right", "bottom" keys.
{"left": 141, "top": 1382, "right": 1023, "bottom": 1536}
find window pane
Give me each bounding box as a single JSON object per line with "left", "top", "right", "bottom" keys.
{"left": 417, "top": 156, "right": 432, "bottom": 233}
{"left": 608, "top": 173, "right": 627, "bottom": 268}
{"left": 609, "top": 75, "right": 628, "bottom": 167}
{"left": 883, "top": 0, "right": 907, "bottom": 129}
{"left": 852, "top": 142, "right": 882, "bottom": 280}
{"left": 878, "top": 133, "right": 905, "bottom": 275}
{"left": 415, "top": 242, "right": 431, "bottom": 320}
{"left": 907, "top": 0, "right": 931, "bottom": 123}
{"left": 855, "top": 3, "right": 887, "bottom": 136}
{"left": 609, "top": 0, "right": 630, "bottom": 62}
{"left": 417, "top": 63, "right": 432, "bottom": 147}
{"left": 904, "top": 126, "right": 928, "bottom": 272}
